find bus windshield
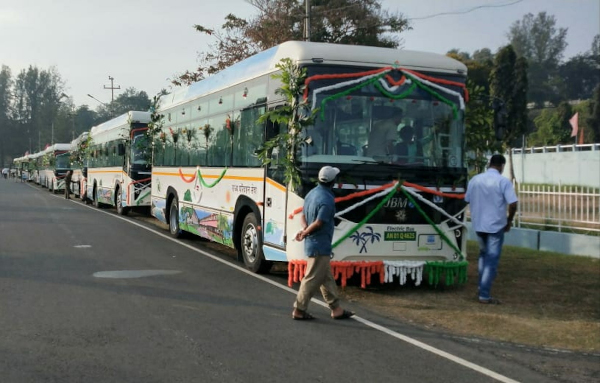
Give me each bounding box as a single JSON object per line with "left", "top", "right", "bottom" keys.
{"left": 130, "top": 131, "right": 150, "bottom": 166}
{"left": 55, "top": 152, "right": 71, "bottom": 169}
{"left": 301, "top": 67, "right": 466, "bottom": 169}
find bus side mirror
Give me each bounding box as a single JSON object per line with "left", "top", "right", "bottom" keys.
{"left": 82, "top": 167, "right": 88, "bottom": 178}
{"left": 117, "top": 143, "right": 126, "bottom": 156}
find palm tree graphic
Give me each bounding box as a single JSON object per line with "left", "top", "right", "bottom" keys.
{"left": 349, "top": 226, "right": 381, "bottom": 253}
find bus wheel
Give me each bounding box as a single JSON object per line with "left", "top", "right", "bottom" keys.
{"left": 169, "top": 197, "right": 183, "bottom": 238}
{"left": 93, "top": 187, "right": 102, "bottom": 208}
{"left": 240, "top": 213, "right": 271, "bottom": 273}
{"left": 116, "top": 187, "right": 130, "bottom": 216}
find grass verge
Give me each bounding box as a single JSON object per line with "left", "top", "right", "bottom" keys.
{"left": 338, "top": 241, "right": 600, "bottom": 352}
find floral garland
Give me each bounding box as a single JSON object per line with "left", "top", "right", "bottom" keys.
{"left": 304, "top": 65, "right": 467, "bottom": 121}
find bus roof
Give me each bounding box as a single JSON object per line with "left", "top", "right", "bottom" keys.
{"left": 48, "top": 143, "right": 71, "bottom": 152}
{"left": 160, "top": 41, "right": 467, "bottom": 111}
{"left": 70, "top": 131, "right": 89, "bottom": 150}
{"left": 89, "top": 111, "right": 151, "bottom": 138}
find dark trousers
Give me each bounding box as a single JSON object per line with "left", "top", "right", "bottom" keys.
{"left": 64, "top": 181, "right": 71, "bottom": 199}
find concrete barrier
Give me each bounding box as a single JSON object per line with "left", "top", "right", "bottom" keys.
{"left": 539, "top": 231, "right": 600, "bottom": 259}
{"left": 465, "top": 223, "right": 598, "bottom": 258}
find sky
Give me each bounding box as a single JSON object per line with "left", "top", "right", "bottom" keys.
{"left": 1, "top": 0, "right": 598, "bottom": 108}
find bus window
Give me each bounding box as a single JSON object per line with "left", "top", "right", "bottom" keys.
{"left": 234, "top": 105, "right": 265, "bottom": 167}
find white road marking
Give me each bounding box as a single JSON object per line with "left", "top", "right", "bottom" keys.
{"left": 51, "top": 190, "right": 519, "bottom": 383}
{"left": 74, "top": 245, "right": 92, "bottom": 248}
{"left": 93, "top": 270, "right": 182, "bottom": 278}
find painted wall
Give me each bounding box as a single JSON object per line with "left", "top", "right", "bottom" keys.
{"left": 505, "top": 146, "right": 600, "bottom": 187}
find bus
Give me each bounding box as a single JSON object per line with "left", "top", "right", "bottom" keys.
{"left": 38, "top": 143, "right": 72, "bottom": 193}
{"left": 150, "top": 41, "right": 470, "bottom": 286}
{"left": 84, "top": 111, "right": 152, "bottom": 215}
{"left": 12, "top": 156, "right": 28, "bottom": 181}
{"left": 68, "top": 132, "right": 89, "bottom": 199}
{"left": 28, "top": 151, "right": 43, "bottom": 184}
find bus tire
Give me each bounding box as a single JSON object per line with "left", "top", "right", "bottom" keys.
{"left": 240, "top": 213, "right": 271, "bottom": 273}
{"left": 116, "top": 187, "right": 130, "bottom": 216}
{"left": 93, "top": 187, "right": 103, "bottom": 208}
{"left": 169, "top": 197, "right": 183, "bottom": 238}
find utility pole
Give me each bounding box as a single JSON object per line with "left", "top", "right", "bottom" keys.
{"left": 304, "top": 0, "right": 311, "bottom": 41}
{"left": 104, "top": 75, "right": 121, "bottom": 103}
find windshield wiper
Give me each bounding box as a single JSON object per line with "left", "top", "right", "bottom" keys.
{"left": 351, "top": 159, "right": 406, "bottom": 168}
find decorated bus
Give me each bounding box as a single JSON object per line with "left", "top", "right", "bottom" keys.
{"left": 84, "top": 111, "right": 152, "bottom": 215}
{"left": 28, "top": 151, "right": 43, "bottom": 184}
{"left": 150, "top": 41, "right": 470, "bottom": 287}
{"left": 12, "top": 155, "right": 29, "bottom": 181}
{"left": 38, "top": 143, "right": 72, "bottom": 193}
{"left": 68, "top": 132, "right": 89, "bottom": 199}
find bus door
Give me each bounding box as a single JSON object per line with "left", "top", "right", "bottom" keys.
{"left": 262, "top": 107, "right": 288, "bottom": 250}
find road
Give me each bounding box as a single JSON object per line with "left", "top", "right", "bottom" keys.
{"left": 0, "top": 179, "right": 592, "bottom": 382}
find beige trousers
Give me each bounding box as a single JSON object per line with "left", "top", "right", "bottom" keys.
{"left": 293, "top": 255, "right": 340, "bottom": 312}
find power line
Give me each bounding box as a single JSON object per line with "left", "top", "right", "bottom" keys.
{"left": 408, "top": 0, "right": 524, "bottom": 21}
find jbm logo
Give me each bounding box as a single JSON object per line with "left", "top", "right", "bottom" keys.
{"left": 384, "top": 197, "right": 409, "bottom": 209}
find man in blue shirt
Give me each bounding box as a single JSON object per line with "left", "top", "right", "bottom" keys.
{"left": 465, "top": 154, "right": 518, "bottom": 304}
{"left": 292, "top": 166, "right": 354, "bottom": 320}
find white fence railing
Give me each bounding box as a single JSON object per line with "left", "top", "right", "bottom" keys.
{"left": 515, "top": 182, "right": 600, "bottom": 233}
{"left": 511, "top": 143, "right": 600, "bottom": 154}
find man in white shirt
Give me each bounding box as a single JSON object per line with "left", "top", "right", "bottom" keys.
{"left": 465, "top": 154, "right": 518, "bottom": 304}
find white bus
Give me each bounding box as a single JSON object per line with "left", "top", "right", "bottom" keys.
{"left": 28, "top": 151, "right": 43, "bottom": 184}
{"left": 38, "top": 143, "right": 72, "bottom": 193}
{"left": 84, "top": 111, "right": 152, "bottom": 215}
{"left": 67, "top": 132, "right": 89, "bottom": 198}
{"left": 12, "top": 155, "right": 29, "bottom": 181}
{"left": 151, "top": 41, "right": 469, "bottom": 285}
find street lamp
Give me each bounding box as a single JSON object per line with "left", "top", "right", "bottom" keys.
{"left": 87, "top": 93, "right": 108, "bottom": 106}
{"left": 53, "top": 93, "right": 69, "bottom": 145}
{"left": 88, "top": 93, "right": 113, "bottom": 118}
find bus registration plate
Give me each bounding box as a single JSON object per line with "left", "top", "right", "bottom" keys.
{"left": 384, "top": 231, "right": 417, "bottom": 241}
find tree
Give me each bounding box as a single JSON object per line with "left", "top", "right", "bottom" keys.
{"left": 173, "top": 0, "right": 410, "bottom": 86}
{"left": 529, "top": 101, "right": 574, "bottom": 146}
{"left": 0, "top": 66, "right": 14, "bottom": 166}
{"left": 591, "top": 34, "right": 600, "bottom": 57}
{"left": 472, "top": 48, "right": 494, "bottom": 64}
{"left": 446, "top": 49, "right": 498, "bottom": 173}
{"left": 447, "top": 48, "right": 494, "bottom": 93}
{"left": 94, "top": 87, "right": 151, "bottom": 122}
{"left": 558, "top": 53, "right": 600, "bottom": 101}
{"left": 446, "top": 49, "right": 470, "bottom": 62}
{"left": 507, "top": 12, "right": 568, "bottom": 106}
{"left": 587, "top": 84, "right": 600, "bottom": 141}
{"left": 464, "top": 82, "right": 497, "bottom": 173}
{"left": 490, "top": 45, "right": 528, "bottom": 181}
{"left": 11, "top": 66, "right": 65, "bottom": 153}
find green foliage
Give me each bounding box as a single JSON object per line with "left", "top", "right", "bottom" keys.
{"left": 464, "top": 82, "right": 497, "bottom": 173}
{"left": 447, "top": 48, "right": 494, "bottom": 97}
{"left": 529, "top": 100, "right": 596, "bottom": 146}
{"left": 490, "top": 45, "right": 529, "bottom": 147}
{"left": 95, "top": 87, "right": 151, "bottom": 121}
{"left": 588, "top": 85, "right": 600, "bottom": 140}
{"left": 529, "top": 102, "right": 572, "bottom": 146}
{"left": 558, "top": 53, "right": 600, "bottom": 101}
{"left": 256, "top": 58, "right": 319, "bottom": 190}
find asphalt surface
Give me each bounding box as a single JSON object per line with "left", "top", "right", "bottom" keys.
{"left": 1, "top": 178, "right": 598, "bottom": 383}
